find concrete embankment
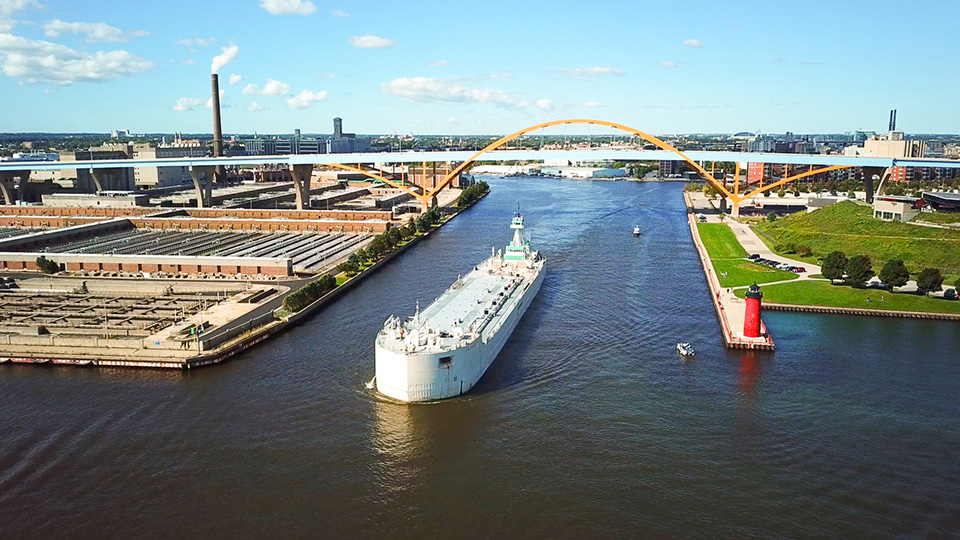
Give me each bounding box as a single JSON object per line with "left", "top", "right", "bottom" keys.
{"left": 684, "top": 192, "right": 775, "bottom": 351}
{"left": 762, "top": 302, "right": 960, "bottom": 320}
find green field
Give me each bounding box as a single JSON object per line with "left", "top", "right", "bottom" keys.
{"left": 711, "top": 258, "right": 799, "bottom": 288}
{"left": 734, "top": 280, "right": 960, "bottom": 314}
{"left": 697, "top": 223, "right": 748, "bottom": 258}
{"left": 697, "top": 223, "right": 798, "bottom": 287}
{"left": 753, "top": 201, "right": 960, "bottom": 275}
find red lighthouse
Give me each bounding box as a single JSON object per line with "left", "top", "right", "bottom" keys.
{"left": 743, "top": 282, "right": 763, "bottom": 338}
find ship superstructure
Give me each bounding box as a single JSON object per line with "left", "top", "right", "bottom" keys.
{"left": 375, "top": 211, "right": 545, "bottom": 402}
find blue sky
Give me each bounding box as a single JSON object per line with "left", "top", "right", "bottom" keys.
{"left": 0, "top": 0, "right": 957, "bottom": 135}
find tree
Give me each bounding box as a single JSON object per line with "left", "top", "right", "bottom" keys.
{"left": 777, "top": 187, "right": 786, "bottom": 197}
{"left": 916, "top": 268, "right": 944, "bottom": 295}
{"left": 844, "top": 255, "right": 874, "bottom": 287}
{"left": 821, "top": 251, "right": 847, "bottom": 282}
{"left": 414, "top": 215, "right": 429, "bottom": 233}
{"left": 353, "top": 247, "right": 367, "bottom": 264}
{"left": 878, "top": 259, "right": 910, "bottom": 290}
{"left": 766, "top": 212, "right": 778, "bottom": 223}
{"left": 35, "top": 256, "right": 60, "bottom": 274}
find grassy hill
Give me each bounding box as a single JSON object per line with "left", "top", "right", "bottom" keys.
{"left": 753, "top": 201, "right": 960, "bottom": 276}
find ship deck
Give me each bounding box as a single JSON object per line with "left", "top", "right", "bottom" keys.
{"left": 419, "top": 260, "right": 522, "bottom": 332}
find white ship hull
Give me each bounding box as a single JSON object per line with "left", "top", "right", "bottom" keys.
{"left": 375, "top": 262, "right": 544, "bottom": 402}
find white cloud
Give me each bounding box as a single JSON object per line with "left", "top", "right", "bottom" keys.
{"left": 682, "top": 39, "right": 703, "bottom": 48}
{"left": 261, "top": 78, "right": 291, "bottom": 96}
{"left": 331, "top": 9, "right": 349, "bottom": 17}
{"left": 557, "top": 65, "right": 623, "bottom": 77}
{"left": 211, "top": 44, "right": 238, "bottom": 74}
{"left": 535, "top": 98, "right": 552, "bottom": 110}
{"left": 286, "top": 89, "right": 327, "bottom": 109}
{"left": 660, "top": 61, "right": 678, "bottom": 68}
{"left": 429, "top": 59, "right": 449, "bottom": 67}
{"left": 381, "top": 77, "right": 520, "bottom": 108}
{"left": 43, "top": 19, "right": 147, "bottom": 43}
{"left": 248, "top": 101, "right": 268, "bottom": 112}
{"left": 0, "top": 0, "right": 41, "bottom": 32}
{"left": 177, "top": 37, "right": 216, "bottom": 47}
{"left": 205, "top": 88, "right": 225, "bottom": 109}
{"left": 259, "top": 0, "right": 316, "bottom": 15}
{"left": 582, "top": 101, "right": 603, "bottom": 108}
{"left": 349, "top": 34, "right": 395, "bottom": 48}
{"left": 241, "top": 78, "right": 291, "bottom": 96}
{"left": 173, "top": 96, "right": 202, "bottom": 111}
{"left": 0, "top": 33, "right": 154, "bottom": 85}
{"left": 181, "top": 59, "right": 196, "bottom": 65}
{"left": 228, "top": 73, "right": 242, "bottom": 84}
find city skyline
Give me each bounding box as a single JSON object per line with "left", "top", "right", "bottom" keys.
{"left": 1, "top": 0, "right": 958, "bottom": 135}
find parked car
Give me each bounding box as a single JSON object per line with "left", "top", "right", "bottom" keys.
{"left": 945, "top": 288, "right": 957, "bottom": 300}
{"left": 748, "top": 254, "right": 760, "bottom": 260}
{"left": 776, "top": 263, "right": 791, "bottom": 270}
{"left": 791, "top": 267, "right": 806, "bottom": 273}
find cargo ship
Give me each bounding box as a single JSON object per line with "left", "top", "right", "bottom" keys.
{"left": 374, "top": 211, "right": 545, "bottom": 402}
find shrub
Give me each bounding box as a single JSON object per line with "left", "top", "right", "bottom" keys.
{"left": 796, "top": 245, "right": 812, "bottom": 257}
{"left": 767, "top": 212, "right": 778, "bottom": 223}
{"left": 282, "top": 274, "right": 337, "bottom": 312}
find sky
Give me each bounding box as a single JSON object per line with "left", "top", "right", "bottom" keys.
{"left": 0, "top": 0, "right": 958, "bottom": 136}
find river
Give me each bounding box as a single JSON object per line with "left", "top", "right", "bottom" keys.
{"left": 1, "top": 178, "right": 958, "bottom": 539}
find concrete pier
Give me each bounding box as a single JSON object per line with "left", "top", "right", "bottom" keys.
{"left": 684, "top": 192, "right": 775, "bottom": 351}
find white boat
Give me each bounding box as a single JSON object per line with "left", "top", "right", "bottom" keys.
{"left": 676, "top": 342, "right": 695, "bottom": 357}
{"left": 375, "top": 211, "right": 545, "bottom": 402}
{"left": 633, "top": 226, "right": 640, "bottom": 237}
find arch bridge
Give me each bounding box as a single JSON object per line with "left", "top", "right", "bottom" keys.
{"left": 3, "top": 119, "right": 957, "bottom": 210}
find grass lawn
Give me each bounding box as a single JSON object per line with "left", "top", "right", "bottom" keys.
{"left": 712, "top": 258, "right": 799, "bottom": 288}
{"left": 753, "top": 200, "right": 960, "bottom": 275}
{"left": 697, "top": 223, "right": 748, "bottom": 258}
{"left": 734, "top": 279, "right": 960, "bottom": 314}
{"left": 336, "top": 274, "right": 349, "bottom": 286}
{"left": 698, "top": 222, "right": 798, "bottom": 287}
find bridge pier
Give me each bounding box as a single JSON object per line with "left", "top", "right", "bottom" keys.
{"left": 730, "top": 200, "right": 740, "bottom": 219}
{"left": 88, "top": 168, "right": 106, "bottom": 192}
{"left": 0, "top": 171, "right": 21, "bottom": 205}
{"left": 189, "top": 166, "right": 215, "bottom": 208}
{"left": 290, "top": 164, "right": 313, "bottom": 210}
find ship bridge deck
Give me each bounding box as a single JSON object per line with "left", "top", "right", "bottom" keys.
{"left": 419, "top": 259, "right": 526, "bottom": 333}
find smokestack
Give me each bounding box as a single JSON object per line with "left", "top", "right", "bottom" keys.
{"left": 211, "top": 74, "right": 224, "bottom": 181}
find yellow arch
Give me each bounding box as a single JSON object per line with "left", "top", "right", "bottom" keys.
{"left": 425, "top": 119, "right": 734, "bottom": 202}
{"left": 324, "top": 163, "right": 424, "bottom": 200}
{"left": 740, "top": 164, "right": 851, "bottom": 200}
{"left": 334, "top": 119, "right": 850, "bottom": 208}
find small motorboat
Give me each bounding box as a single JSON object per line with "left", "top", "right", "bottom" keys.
{"left": 633, "top": 226, "right": 641, "bottom": 237}
{"left": 676, "top": 342, "right": 695, "bottom": 357}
